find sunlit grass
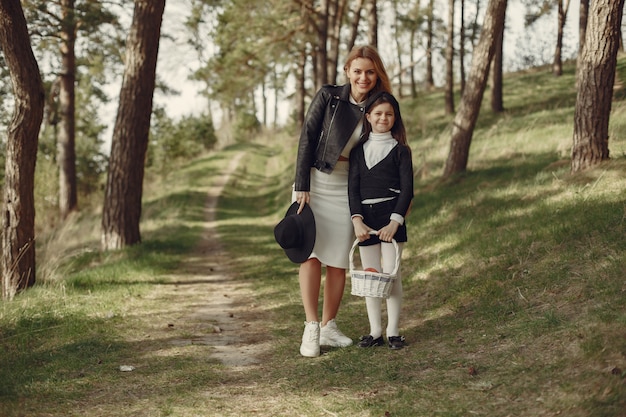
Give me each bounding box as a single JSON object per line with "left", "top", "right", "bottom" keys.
{"left": 2, "top": 58, "right": 626, "bottom": 416}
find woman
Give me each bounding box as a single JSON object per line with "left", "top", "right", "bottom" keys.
{"left": 293, "top": 45, "right": 392, "bottom": 357}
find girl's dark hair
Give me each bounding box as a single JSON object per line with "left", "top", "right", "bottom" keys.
{"left": 363, "top": 92, "right": 408, "bottom": 147}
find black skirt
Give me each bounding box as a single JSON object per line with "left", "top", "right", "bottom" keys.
{"left": 359, "top": 198, "right": 407, "bottom": 247}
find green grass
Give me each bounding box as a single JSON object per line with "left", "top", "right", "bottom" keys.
{"left": 2, "top": 58, "right": 626, "bottom": 416}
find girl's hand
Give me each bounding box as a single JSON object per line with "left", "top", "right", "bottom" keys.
{"left": 377, "top": 221, "right": 399, "bottom": 242}
{"left": 352, "top": 217, "right": 373, "bottom": 242}
{"left": 295, "top": 191, "right": 310, "bottom": 214}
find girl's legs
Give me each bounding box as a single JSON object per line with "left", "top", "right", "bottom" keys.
{"left": 360, "top": 244, "right": 383, "bottom": 339}
{"left": 383, "top": 242, "right": 403, "bottom": 337}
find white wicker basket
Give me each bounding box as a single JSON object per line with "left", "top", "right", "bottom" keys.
{"left": 349, "top": 233, "right": 400, "bottom": 299}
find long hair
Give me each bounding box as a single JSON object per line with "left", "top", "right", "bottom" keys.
{"left": 343, "top": 45, "right": 392, "bottom": 96}
{"left": 363, "top": 92, "right": 409, "bottom": 148}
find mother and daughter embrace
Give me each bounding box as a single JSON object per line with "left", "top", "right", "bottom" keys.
{"left": 274, "top": 45, "right": 414, "bottom": 357}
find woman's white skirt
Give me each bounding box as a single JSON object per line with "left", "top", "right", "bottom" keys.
{"left": 293, "top": 161, "right": 354, "bottom": 269}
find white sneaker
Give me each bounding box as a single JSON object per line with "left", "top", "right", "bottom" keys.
{"left": 320, "top": 319, "right": 353, "bottom": 347}
{"left": 300, "top": 321, "right": 320, "bottom": 357}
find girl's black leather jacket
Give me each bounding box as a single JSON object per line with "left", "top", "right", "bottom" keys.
{"left": 294, "top": 84, "right": 367, "bottom": 192}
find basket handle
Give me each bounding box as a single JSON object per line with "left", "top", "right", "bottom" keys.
{"left": 349, "top": 231, "right": 400, "bottom": 276}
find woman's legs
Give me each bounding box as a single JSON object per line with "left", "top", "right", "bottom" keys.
{"left": 299, "top": 258, "right": 322, "bottom": 322}
{"left": 321, "top": 266, "right": 346, "bottom": 326}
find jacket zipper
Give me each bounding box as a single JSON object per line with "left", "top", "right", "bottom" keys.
{"left": 319, "top": 95, "right": 340, "bottom": 165}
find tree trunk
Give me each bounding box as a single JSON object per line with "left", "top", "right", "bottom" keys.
{"left": 443, "top": 0, "right": 507, "bottom": 179}
{"left": 316, "top": 0, "right": 329, "bottom": 87}
{"left": 346, "top": 0, "right": 365, "bottom": 53}
{"left": 366, "top": 0, "right": 378, "bottom": 48}
{"left": 445, "top": 0, "right": 455, "bottom": 114}
{"left": 410, "top": 26, "right": 417, "bottom": 98}
{"left": 0, "top": 0, "right": 45, "bottom": 299}
{"left": 327, "top": 0, "right": 347, "bottom": 84}
{"left": 552, "top": 0, "right": 570, "bottom": 76}
{"left": 295, "top": 49, "right": 306, "bottom": 126}
{"left": 58, "top": 0, "right": 78, "bottom": 218}
{"left": 101, "top": 0, "right": 165, "bottom": 251}
{"left": 579, "top": 0, "right": 589, "bottom": 54}
{"left": 571, "top": 0, "right": 625, "bottom": 173}
{"left": 460, "top": 0, "right": 466, "bottom": 93}
{"left": 425, "top": 0, "right": 435, "bottom": 90}
{"left": 491, "top": 16, "right": 504, "bottom": 112}
{"left": 393, "top": 0, "right": 403, "bottom": 97}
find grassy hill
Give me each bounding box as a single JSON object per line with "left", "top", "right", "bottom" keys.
{"left": 1, "top": 58, "right": 625, "bottom": 416}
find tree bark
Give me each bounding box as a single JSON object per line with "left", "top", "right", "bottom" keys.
{"left": 366, "top": 0, "right": 378, "bottom": 47}
{"left": 58, "top": 0, "right": 78, "bottom": 219}
{"left": 346, "top": 0, "right": 365, "bottom": 53}
{"left": 571, "top": 0, "right": 625, "bottom": 173}
{"left": 445, "top": 0, "right": 455, "bottom": 114}
{"left": 552, "top": 0, "right": 570, "bottom": 76}
{"left": 295, "top": 48, "right": 307, "bottom": 127}
{"left": 316, "top": 0, "right": 329, "bottom": 88}
{"left": 0, "top": 0, "right": 45, "bottom": 299}
{"left": 327, "top": 0, "right": 347, "bottom": 84}
{"left": 460, "top": 0, "right": 466, "bottom": 93}
{"left": 443, "top": 0, "right": 507, "bottom": 179}
{"left": 425, "top": 0, "right": 435, "bottom": 90}
{"left": 101, "top": 0, "right": 165, "bottom": 251}
{"left": 579, "top": 0, "right": 589, "bottom": 54}
{"left": 393, "top": 0, "right": 403, "bottom": 97}
{"left": 491, "top": 16, "right": 504, "bottom": 112}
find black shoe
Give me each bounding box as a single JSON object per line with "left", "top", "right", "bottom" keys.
{"left": 357, "top": 335, "right": 384, "bottom": 348}
{"left": 388, "top": 335, "right": 406, "bottom": 350}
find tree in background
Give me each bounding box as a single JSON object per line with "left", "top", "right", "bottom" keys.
{"left": 0, "top": 0, "right": 45, "bottom": 299}
{"left": 443, "top": 0, "right": 508, "bottom": 178}
{"left": 523, "top": 0, "right": 571, "bottom": 76}
{"left": 571, "top": 0, "right": 625, "bottom": 172}
{"left": 148, "top": 109, "right": 218, "bottom": 171}
{"left": 21, "top": 0, "right": 119, "bottom": 219}
{"left": 425, "top": 0, "right": 436, "bottom": 90}
{"left": 490, "top": 14, "right": 504, "bottom": 112}
{"left": 552, "top": 0, "right": 571, "bottom": 76}
{"left": 444, "top": 0, "right": 455, "bottom": 114}
{"left": 101, "top": 0, "right": 165, "bottom": 250}
{"left": 366, "top": 0, "right": 378, "bottom": 47}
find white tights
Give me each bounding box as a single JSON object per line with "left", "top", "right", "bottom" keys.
{"left": 359, "top": 242, "right": 403, "bottom": 338}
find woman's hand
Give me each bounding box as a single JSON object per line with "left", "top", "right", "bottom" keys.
{"left": 377, "top": 221, "right": 399, "bottom": 242}
{"left": 295, "top": 191, "right": 310, "bottom": 214}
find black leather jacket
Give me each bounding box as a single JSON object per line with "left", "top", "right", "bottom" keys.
{"left": 294, "top": 84, "right": 367, "bottom": 191}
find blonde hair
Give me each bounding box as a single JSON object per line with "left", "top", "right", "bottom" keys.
{"left": 343, "top": 45, "right": 392, "bottom": 95}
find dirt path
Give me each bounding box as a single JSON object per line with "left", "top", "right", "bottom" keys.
{"left": 157, "top": 152, "right": 270, "bottom": 367}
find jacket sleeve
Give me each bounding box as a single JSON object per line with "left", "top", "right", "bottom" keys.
{"left": 348, "top": 146, "right": 364, "bottom": 217}
{"left": 294, "top": 88, "right": 329, "bottom": 191}
{"left": 392, "top": 145, "right": 414, "bottom": 217}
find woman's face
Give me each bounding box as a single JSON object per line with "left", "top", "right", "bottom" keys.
{"left": 346, "top": 57, "right": 378, "bottom": 102}
{"left": 366, "top": 102, "right": 395, "bottom": 134}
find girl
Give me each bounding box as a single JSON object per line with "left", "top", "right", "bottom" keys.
{"left": 348, "top": 92, "right": 414, "bottom": 350}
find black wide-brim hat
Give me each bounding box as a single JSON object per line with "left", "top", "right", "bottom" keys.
{"left": 274, "top": 202, "right": 316, "bottom": 263}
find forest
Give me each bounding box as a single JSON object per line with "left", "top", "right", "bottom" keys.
{"left": 0, "top": 1, "right": 624, "bottom": 304}
{"left": 1, "top": 0, "right": 626, "bottom": 415}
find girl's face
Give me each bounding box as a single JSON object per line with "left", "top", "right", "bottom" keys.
{"left": 366, "top": 102, "right": 395, "bottom": 134}
{"left": 346, "top": 57, "right": 378, "bottom": 102}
